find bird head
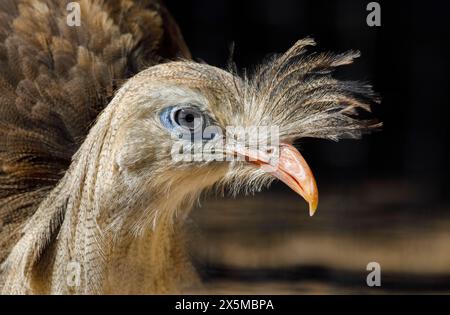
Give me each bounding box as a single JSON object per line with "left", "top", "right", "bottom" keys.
{"left": 107, "top": 39, "right": 377, "bottom": 230}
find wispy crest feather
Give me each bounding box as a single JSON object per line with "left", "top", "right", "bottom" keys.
{"left": 243, "top": 38, "right": 380, "bottom": 141}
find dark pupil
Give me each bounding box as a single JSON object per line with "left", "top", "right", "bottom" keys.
{"left": 185, "top": 113, "right": 195, "bottom": 123}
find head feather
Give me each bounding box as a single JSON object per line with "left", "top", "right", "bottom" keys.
{"left": 240, "top": 38, "right": 380, "bottom": 142}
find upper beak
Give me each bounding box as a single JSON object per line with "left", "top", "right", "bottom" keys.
{"left": 232, "top": 143, "right": 319, "bottom": 216}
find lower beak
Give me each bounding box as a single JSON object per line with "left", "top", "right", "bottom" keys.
{"left": 232, "top": 143, "right": 319, "bottom": 216}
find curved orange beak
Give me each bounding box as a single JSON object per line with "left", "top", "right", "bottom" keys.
{"left": 232, "top": 143, "right": 319, "bottom": 216}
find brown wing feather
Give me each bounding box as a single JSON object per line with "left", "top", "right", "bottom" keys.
{"left": 0, "top": 0, "right": 190, "bottom": 263}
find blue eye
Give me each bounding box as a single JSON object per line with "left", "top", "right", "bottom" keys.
{"left": 160, "top": 105, "right": 208, "bottom": 137}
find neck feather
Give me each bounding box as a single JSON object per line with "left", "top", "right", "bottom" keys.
{"left": 1, "top": 104, "right": 204, "bottom": 294}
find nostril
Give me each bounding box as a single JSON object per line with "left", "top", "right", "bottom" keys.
{"left": 266, "top": 146, "right": 278, "bottom": 155}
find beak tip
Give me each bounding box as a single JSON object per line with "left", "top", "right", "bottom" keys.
{"left": 308, "top": 200, "right": 318, "bottom": 217}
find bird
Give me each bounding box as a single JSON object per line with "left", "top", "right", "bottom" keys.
{"left": 0, "top": 0, "right": 378, "bottom": 294}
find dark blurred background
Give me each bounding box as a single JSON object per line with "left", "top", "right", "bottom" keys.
{"left": 165, "top": 0, "right": 450, "bottom": 293}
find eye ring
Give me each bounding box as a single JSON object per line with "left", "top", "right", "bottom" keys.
{"left": 159, "top": 105, "right": 212, "bottom": 139}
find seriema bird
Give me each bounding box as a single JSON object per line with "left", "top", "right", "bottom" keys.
{"left": 0, "top": 0, "right": 378, "bottom": 294}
